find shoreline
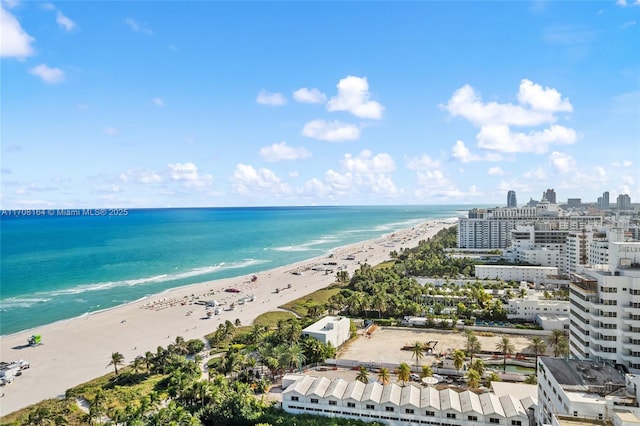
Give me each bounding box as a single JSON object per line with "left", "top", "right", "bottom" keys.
{"left": 0, "top": 218, "right": 456, "bottom": 417}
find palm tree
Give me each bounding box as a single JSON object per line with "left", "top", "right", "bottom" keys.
{"left": 495, "top": 336, "right": 515, "bottom": 373}
{"left": 529, "top": 336, "right": 547, "bottom": 366}
{"left": 411, "top": 341, "right": 424, "bottom": 368}
{"left": 452, "top": 349, "right": 466, "bottom": 374}
{"left": 421, "top": 364, "right": 433, "bottom": 378}
{"left": 377, "top": 367, "right": 390, "bottom": 385}
{"left": 547, "top": 329, "right": 566, "bottom": 356}
{"left": 248, "top": 324, "right": 266, "bottom": 345}
{"left": 470, "top": 358, "right": 485, "bottom": 377}
{"left": 556, "top": 336, "right": 570, "bottom": 358}
{"left": 171, "top": 336, "right": 188, "bottom": 355}
{"left": 485, "top": 371, "right": 501, "bottom": 385}
{"left": 397, "top": 362, "right": 411, "bottom": 386}
{"left": 524, "top": 374, "right": 537, "bottom": 385}
{"left": 107, "top": 352, "right": 125, "bottom": 376}
{"left": 356, "top": 366, "right": 369, "bottom": 384}
{"left": 464, "top": 329, "right": 475, "bottom": 352}
{"left": 468, "top": 335, "right": 482, "bottom": 362}
{"left": 466, "top": 369, "right": 481, "bottom": 388}
{"left": 132, "top": 356, "right": 144, "bottom": 374}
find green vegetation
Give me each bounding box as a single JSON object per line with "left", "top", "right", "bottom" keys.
{"left": 280, "top": 282, "right": 347, "bottom": 317}
{"left": 2, "top": 223, "right": 548, "bottom": 425}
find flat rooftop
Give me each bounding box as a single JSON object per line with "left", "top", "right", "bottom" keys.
{"left": 540, "top": 357, "right": 626, "bottom": 388}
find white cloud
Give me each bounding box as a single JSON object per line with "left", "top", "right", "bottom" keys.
{"left": 231, "top": 164, "right": 291, "bottom": 196}
{"left": 256, "top": 90, "right": 286, "bottom": 106}
{"left": 293, "top": 88, "right": 327, "bottom": 104}
{"left": 152, "top": 97, "right": 164, "bottom": 107}
{"left": 406, "top": 154, "right": 441, "bottom": 171}
{"left": 56, "top": 11, "right": 76, "bottom": 31}
{"left": 487, "top": 166, "right": 505, "bottom": 176}
{"left": 29, "top": 64, "right": 65, "bottom": 84}
{"left": 451, "top": 140, "right": 477, "bottom": 163}
{"left": 301, "top": 119, "right": 361, "bottom": 142}
{"left": 341, "top": 150, "right": 396, "bottom": 174}
{"left": 167, "top": 162, "right": 213, "bottom": 189}
{"left": 444, "top": 83, "right": 554, "bottom": 127}
{"left": 517, "top": 79, "right": 572, "bottom": 112}
{"left": 104, "top": 126, "right": 120, "bottom": 136}
{"left": 41, "top": 2, "right": 55, "bottom": 10}
{"left": 0, "top": 6, "right": 35, "bottom": 58}
{"left": 451, "top": 140, "right": 504, "bottom": 163}
{"left": 523, "top": 167, "right": 547, "bottom": 180}
{"left": 621, "top": 20, "right": 637, "bottom": 29}
{"left": 259, "top": 141, "right": 311, "bottom": 162}
{"left": 327, "top": 76, "right": 384, "bottom": 119}
{"left": 119, "top": 169, "right": 163, "bottom": 184}
{"left": 612, "top": 160, "right": 633, "bottom": 167}
{"left": 549, "top": 151, "right": 576, "bottom": 173}
{"left": 476, "top": 124, "right": 577, "bottom": 154}
{"left": 615, "top": 0, "right": 639, "bottom": 6}
{"left": 125, "top": 18, "right": 152, "bottom": 35}
{"left": 168, "top": 162, "right": 198, "bottom": 181}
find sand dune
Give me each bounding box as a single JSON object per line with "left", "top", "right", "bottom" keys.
{"left": 0, "top": 219, "right": 453, "bottom": 416}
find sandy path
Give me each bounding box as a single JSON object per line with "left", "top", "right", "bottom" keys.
{"left": 0, "top": 220, "right": 454, "bottom": 416}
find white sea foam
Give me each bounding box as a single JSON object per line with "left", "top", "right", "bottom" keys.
{"left": 0, "top": 297, "right": 51, "bottom": 310}
{"left": 16, "top": 259, "right": 268, "bottom": 300}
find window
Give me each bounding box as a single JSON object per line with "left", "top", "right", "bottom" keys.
{"left": 426, "top": 411, "right": 435, "bottom": 416}
{"left": 386, "top": 407, "right": 395, "bottom": 412}
{"left": 447, "top": 413, "right": 456, "bottom": 419}
{"left": 406, "top": 409, "right": 415, "bottom": 414}
{"left": 291, "top": 396, "right": 299, "bottom": 401}
{"left": 329, "top": 400, "right": 337, "bottom": 406}
{"left": 490, "top": 418, "right": 500, "bottom": 424}
{"left": 310, "top": 398, "right": 319, "bottom": 404}
{"left": 573, "top": 411, "right": 578, "bottom": 417}
{"left": 512, "top": 421, "right": 522, "bottom": 426}
{"left": 468, "top": 416, "right": 478, "bottom": 421}
{"left": 347, "top": 402, "right": 356, "bottom": 408}
{"left": 366, "top": 404, "right": 375, "bottom": 410}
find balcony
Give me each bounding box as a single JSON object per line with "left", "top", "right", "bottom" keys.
{"left": 623, "top": 341, "right": 640, "bottom": 352}
{"left": 623, "top": 317, "right": 640, "bottom": 327}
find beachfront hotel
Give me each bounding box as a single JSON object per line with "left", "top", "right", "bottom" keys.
{"left": 457, "top": 201, "right": 602, "bottom": 250}
{"left": 568, "top": 240, "right": 640, "bottom": 373}
{"left": 282, "top": 375, "right": 536, "bottom": 426}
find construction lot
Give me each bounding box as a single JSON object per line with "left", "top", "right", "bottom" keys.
{"left": 337, "top": 327, "right": 537, "bottom": 366}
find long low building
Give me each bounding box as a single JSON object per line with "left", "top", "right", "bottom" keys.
{"left": 283, "top": 375, "right": 536, "bottom": 426}
{"left": 475, "top": 265, "right": 557, "bottom": 283}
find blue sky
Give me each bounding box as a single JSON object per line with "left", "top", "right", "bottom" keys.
{"left": 1, "top": 1, "right": 638, "bottom": 208}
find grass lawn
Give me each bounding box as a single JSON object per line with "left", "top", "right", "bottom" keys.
{"left": 279, "top": 282, "right": 346, "bottom": 317}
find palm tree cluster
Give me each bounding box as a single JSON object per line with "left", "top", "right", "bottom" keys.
{"left": 208, "top": 318, "right": 336, "bottom": 388}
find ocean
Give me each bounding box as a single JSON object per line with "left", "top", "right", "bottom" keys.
{"left": 0, "top": 206, "right": 464, "bottom": 336}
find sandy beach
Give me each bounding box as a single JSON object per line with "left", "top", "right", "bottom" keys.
{"left": 0, "top": 219, "right": 454, "bottom": 416}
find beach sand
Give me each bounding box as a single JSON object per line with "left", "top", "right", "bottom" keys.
{"left": 0, "top": 219, "right": 454, "bottom": 416}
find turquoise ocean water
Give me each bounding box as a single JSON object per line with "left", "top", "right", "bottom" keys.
{"left": 0, "top": 206, "right": 463, "bottom": 336}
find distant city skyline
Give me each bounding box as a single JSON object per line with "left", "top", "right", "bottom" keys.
{"left": 1, "top": 1, "right": 638, "bottom": 208}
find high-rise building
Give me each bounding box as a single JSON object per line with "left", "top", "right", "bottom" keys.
{"left": 603, "top": 191, "right": 610, "bottom": 209}
{"left": 507, "top": 190, "right": 517, "bottom": 208}
{"left": 568, "top": 240, "right": 640, "bottom": 373}
{"left": 567, "top": 198, "right": 581, "bottom": 208}
{"left": 457, "top": 205, "right": 602, "bottom": 249}
{"left": 617, "top": 193, "right": 631, "bottom": 209}
{"left": 544, "top": 188, "right": 556, "bottom": 204}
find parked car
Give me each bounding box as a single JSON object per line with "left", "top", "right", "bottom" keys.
{"left": 410, "top": 373, "right": 420, "bottom": 381}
